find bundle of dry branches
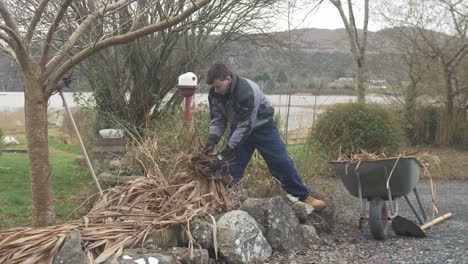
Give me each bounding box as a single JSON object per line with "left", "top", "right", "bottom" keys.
{"left": 335, "top": 149, "right": 389, "bottom": 162}
{"left": 0, "top": 150, "right": 237, "bottom": 264}
{"left": 334, "top": 148, "right": 434, "bottom": 164}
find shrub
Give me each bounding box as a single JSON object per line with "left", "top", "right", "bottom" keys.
{"left": 311, "top": 103, "right": 405, "bottom": 157}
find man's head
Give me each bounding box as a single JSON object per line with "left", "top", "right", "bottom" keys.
{"left": 206, "top": 62, "right": 232, "bottom": 95}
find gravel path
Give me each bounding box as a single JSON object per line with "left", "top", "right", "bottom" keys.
{"left": 268, "top": 180, "right": 468, "bottom": 264}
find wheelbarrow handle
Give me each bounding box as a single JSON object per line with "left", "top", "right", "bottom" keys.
{"left": 421, "top": 213, "right": 453, "bottom": 230}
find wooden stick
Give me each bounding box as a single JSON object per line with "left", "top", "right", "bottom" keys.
{"left": 421, "top": 213, "right": 453, "bottom": 230}
{"left": 59, "top": 91, "right": 103, "bottom": 195}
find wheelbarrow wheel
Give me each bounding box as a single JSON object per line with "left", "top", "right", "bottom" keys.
{"left": 369, "top": 197, "right": 389, "bottom": 240}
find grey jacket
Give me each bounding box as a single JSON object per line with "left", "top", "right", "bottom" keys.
{"left": 208, "top": 73, "right": 275, "bottom": 149}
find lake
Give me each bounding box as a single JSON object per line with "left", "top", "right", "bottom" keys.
{"left": 0, "top": 92, "right": 391, "bottom": 131}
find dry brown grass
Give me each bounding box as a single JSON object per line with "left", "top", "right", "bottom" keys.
{"left": 423, "top": 147, "right": 468, "bottom": 181}
{"left": 59, "top": 108, "right": 97, "bottom": 147}
{"left": 0, "top": 160, "right": 236, "bottom": 264}
{"left": 0, "top": 122, "right": 239, "bottom": 264}
{"left": 0, "top": 108, "right": 25, "bottom": 133}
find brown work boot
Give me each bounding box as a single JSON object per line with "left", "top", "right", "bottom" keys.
{"left": 303, "top": 196, "right": 327, "bottom": 210}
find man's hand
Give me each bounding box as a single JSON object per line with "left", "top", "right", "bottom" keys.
{"left": 204, "top": 134, "right": 220, "bottom": 155}
{"left": 211, "top": 146, "right": 236, "bottom": 171}
{"left": 218, "top": 146, "right": 236, "bottom": 161}
{"left": 191, "top": 134, "right": 219, "bottom": 163}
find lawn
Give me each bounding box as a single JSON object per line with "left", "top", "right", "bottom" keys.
{"left": 0, "top": 130, "right": 93, "bottom": 229}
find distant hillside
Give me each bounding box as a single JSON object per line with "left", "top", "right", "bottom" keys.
{"left": 0, "top": 27, "right": 405, "bottom": 93}
{"left": 207, "top": 27, "right": 405, "bottom": 94}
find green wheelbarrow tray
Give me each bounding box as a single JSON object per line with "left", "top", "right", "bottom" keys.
{"left": 330, "top": 157, "right": 423, "bottom": 199}
{"left": 329, "top": 157, "right": 430, "bottom": 240}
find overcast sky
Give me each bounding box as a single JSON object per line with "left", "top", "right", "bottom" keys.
{"left": 273, "top": 1, "right": 383, "bottom": 32}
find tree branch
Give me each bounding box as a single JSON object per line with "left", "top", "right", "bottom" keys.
{"left": 40, "top": 0, "right": 74, "bottom": 68}
{"left": 25, "top": 0, "right": 51, "bottom": 46}
{"left": 44, "top": 0, "right": 134, "bottom": 78}
{"left": 45, "top": 0, "right": 211, "bottom": 96}
{"left": 347, "top": 0, "right": 360, "bottom": 46}
{"left": 0, "top": 38, "right": 17, "bottom": 61}
{"left": 361, "top": 0, "right": 369, "bottom": 56}
{"left": 0, "top": 0, "right": 21, "bottom": 37}
{"left": 0, "top": 30, "right": 12, "bottom": 46}
{"left": 447, "top": 42, "right": 468, "bottom": 69}
{"left": 0, "top": 24, "right": 21, "bottom": 44}
{"left": 331, "top": 0, "right": 359, "bottom": 59}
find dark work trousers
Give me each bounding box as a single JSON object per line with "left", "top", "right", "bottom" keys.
{"left": 225, "top": 119, "right": 310, "bottom": 201}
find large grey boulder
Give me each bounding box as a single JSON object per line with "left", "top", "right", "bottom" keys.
{"left": 120, "top": 248, "right": 175, "bottom": 264}
{"left": 301, "top": 225, "right": 319, "bottom": 242}
{"left": 240, "top": 196, "right": 303, "bottom": 251}
{"left": 53, "top": 230, "right": 85, "bottom": 264}
{"left": 189, "top": 219, "right": 213, "bottom": 249}
{"left": 171, "top": 247, "right": 210, "bottom": 264}
{"left": 217, "top": 210, "right": 272, "bottom": 264}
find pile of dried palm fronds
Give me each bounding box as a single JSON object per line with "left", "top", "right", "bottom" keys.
{"left": 0, "top": 151, "right": 237, "bottom": 264}
{"left": 334, "top": 148, "right": 436, "bottom": 164}
{"left": 335, "top": 149, "right": 389, "bottom": 162}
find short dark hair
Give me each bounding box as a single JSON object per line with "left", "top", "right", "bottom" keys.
{"left": 206, "top": 62, "right": 232, "bottom": 85}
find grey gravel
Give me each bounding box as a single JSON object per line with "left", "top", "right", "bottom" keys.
{"left": 267, "top": 180, "right": 468, "bottom": 264}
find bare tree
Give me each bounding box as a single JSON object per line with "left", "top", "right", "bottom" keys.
{"left": 375, "top": 30, "right": 433, "bottom": 144}
{"left": 0, "top": 0, "right": 211, "bottom": 227}
{"left": 377, "top": 0, "right": 468, "bottom": 144}
{"left": 329, "top": 0, "right": 369, "bottom": 103}
{"left": 81, "top": 0, "right": 277, "bottom": 130}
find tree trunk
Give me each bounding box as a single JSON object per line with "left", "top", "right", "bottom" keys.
{"left": 404, "top": 80, "right": 417, "bottom": 144}
{"left": 443, "top": 67, "right": 454, "bottom": 144}
{"left": 355, "top": 59, "right": 365, "bottom": 103}
{"left": 24, "top": 67, "right": 55, "bottom": 227}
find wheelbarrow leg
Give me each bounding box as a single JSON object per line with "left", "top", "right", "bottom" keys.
{"left": 356, "top": 170, "right": 366, "bottom": 229}
{"left": 413, "top": 188, "right": 427, "bottom": 222}
{"left": 359, "top": 198, "right": 367, "bottom": 229}
{"left": 404, "top": 195, "right": 424, "bottom": 225}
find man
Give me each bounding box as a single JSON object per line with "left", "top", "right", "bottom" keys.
{"left": 202, "top": 63, "right": 326, "bottom": 209}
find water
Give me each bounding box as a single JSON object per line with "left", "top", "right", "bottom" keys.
{"left": 0, "top": 92, "right": 391, "bottom": 131}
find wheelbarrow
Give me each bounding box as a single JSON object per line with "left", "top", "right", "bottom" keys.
{"left": 330, "top": 157, "right": 451, "bottom": 240}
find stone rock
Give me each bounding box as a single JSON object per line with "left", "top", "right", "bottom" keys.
{"left": 53, "top": 230, "right": 85, "bottom": 264}
{"left": 217, "top": 210, "right": 272, "bottom": 264}
{"left": 120, "top": 248, "right": 175, "bottom": 264}
{"left": 3, "top": 136, "right": 20, "bottom": 145}
{"left": 171, "top": 247, "right": 210, "bottom": 264}
{"left": 304, "top": 190, "right": 337, "bottom": 234}
{"left": 290, "top": 201, "right": 314, "bottom": 223}
{"left": 240, "top": 196, "right": 303, "bottom": 251}
{"left": 254, "top": 220, "right": 267, "bottom": 235}
{"left": 189, "top": 219, "right": 213, "bottom": 249}
{"left": 301, "top": 225, "right": 319, "bottom": 242}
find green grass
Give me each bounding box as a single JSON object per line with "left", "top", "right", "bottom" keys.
{"left": 287, "top": 144, "right": 330, "bottom": 182}
{"left": 0, "top": 129, "right": 93, "bottom": 229}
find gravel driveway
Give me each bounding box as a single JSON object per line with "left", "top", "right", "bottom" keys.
{"left": 268, "top": 180, "right": 468, "bottom": 264}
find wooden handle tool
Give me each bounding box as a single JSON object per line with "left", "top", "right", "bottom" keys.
{"left": 421, "top": 213, "right": 453, "bottom": 230}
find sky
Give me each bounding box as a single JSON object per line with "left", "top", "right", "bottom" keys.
{"left": 273, "top": 1, "right": 383, "bottom": 32}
